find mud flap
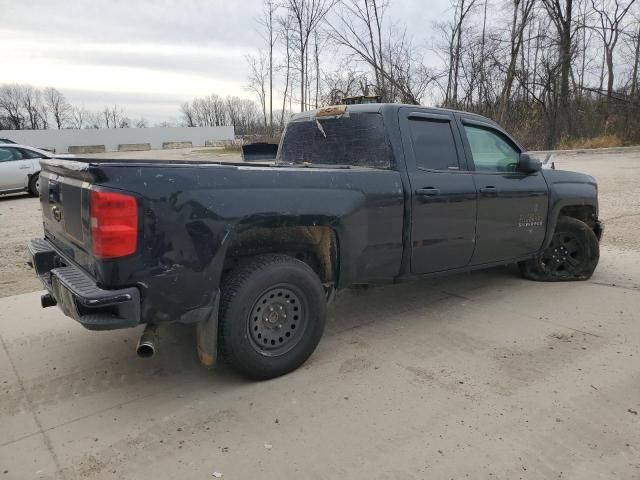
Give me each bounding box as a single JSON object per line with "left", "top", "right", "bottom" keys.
{"left": 196, "top": 289, "right": 220, "bottom": 368}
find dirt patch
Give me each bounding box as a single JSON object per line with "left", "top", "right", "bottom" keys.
{"left": 0, "top": 194, "right": 43, "bottom": 297}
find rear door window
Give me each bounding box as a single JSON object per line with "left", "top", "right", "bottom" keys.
{"left": 278, "top": 112, "right": 392, "bottom": 168}
{"left": 408, "top": 118, "right": 460, "bottom": 170}
{"left": 18, "top": 148, "right": 42, "bottom": 159}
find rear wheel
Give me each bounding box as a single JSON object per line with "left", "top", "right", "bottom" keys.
{"left": 28, "top": 173, "right": 40, "bottom": 196}
{"left": 219, "top": 254, "right": 326, "bottom": 380}
{"left": 520, "top": 217, "right": 599, "bottom": 281}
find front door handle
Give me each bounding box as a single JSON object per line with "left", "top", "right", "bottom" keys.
{"left": 480, "top": 186, "right": 498, "bottom": 194}
{"left": 19, "top": 164, "right": 30, "bottom": 169}
{"left": 416, "top": 187, "right": 440, "bottom": 196}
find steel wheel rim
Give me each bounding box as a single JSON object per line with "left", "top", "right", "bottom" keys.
{"left": 247, "top": 284, "right": 307, "bottom": 356}
{"left": 540, "top": 231, "right": 586, "bottom": 278}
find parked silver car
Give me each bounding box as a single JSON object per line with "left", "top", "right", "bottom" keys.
{"left": 0, "top": 145, "right": 74, "bottom": 196}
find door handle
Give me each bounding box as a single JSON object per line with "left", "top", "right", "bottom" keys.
{"left": 19, "top": 164, "right": 30, "bottom": 169}
{"left": 480, "top": 186, "right": 498, "bottom": 194}
{"left": 416, "top": 187, "right": 440, "bottom": 196}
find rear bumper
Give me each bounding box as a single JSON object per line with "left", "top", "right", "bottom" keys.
{"left": 29, "top": 238, "right": 141, "bottom": 331}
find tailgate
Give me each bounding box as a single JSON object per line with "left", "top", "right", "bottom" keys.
{"left": 39, "top": 160, "right": 95, "bottom": 273}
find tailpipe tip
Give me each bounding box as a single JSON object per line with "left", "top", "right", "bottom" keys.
{"left": 41, "top": 294, "right": 57, "bottom": 308}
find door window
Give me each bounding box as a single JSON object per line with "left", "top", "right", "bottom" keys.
{"left": 409, "top": 118, "right": 460, "bottom": 171}
{"left": 18, "top": 148, "right": 41, "bottom": 159}
{"left": 464, "top": 125, "right": 519, "bottom": 172}
{"left": 0, "top": 147, "right": 19, "bottom": 162}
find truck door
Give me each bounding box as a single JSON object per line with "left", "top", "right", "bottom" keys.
{"left": 399, "top": 110, "right": 477, "bottom": 274}
{"left": 459, "top": 119, "right": 549, "bottom": 265}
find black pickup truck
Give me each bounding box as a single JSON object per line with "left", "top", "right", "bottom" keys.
{"left": 29, "top": 103, "right": 603, "bottom": 379}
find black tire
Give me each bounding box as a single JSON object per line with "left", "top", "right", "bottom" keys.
{"left": 520, "top": 216, "right": 599, "bottom": 281}
{"left": 28, "top": 173, "right": 40, "bottom": 197}
{"left": 219, "top": 254, "right": 326, "bottom": 380}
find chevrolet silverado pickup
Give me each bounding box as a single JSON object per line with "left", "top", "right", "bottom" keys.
{"left": 29, "top": 103, "right": 603, "bottom": 379}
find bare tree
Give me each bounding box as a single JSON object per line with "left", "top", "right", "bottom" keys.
{"left": 43, "top": 87, "right": 71, "bottom": 129}
{"left": 259, "top": 0, "right": 279, "bottom": 133}
{"left": 22, "top": 86, "right": 46, "bottom": 130}
{"left": 498, "top": 0, "right": 536, "bottom": 123}
{"left": 69, "top": 105, "right": 88, "bottom": 129}
{"left": 278, "top": 12, "right": 295, "bottom": 127}
{"left": 322, "top": 67, "right": 372, "bottom": 104}
{"left": 285, "top": 0, "right": 336, "bottom": 111}
{"left": 87, "top": 112, "right": 104, "bottom": 129}
{"left": 102, "top": 105, "right": 127, "bottom": 128}
{"left": 574, "top": 0, "right": 597, "bottom": 96}
{"left": 630, "top": 13, "right": 640, "bottom": 97}
{"left": 328, "top": 0, "right": 436, "bottom": 103}
{"left": 590, "top": 0, "right": 637, "bottom": 100}
{"left": 180, "top": 102, "right": 196, "bottom": 127}
{"left": 179, "top": 94, "right": 263, "bottom": 134}
{"left": 246, "top": 50, "right": 269, "bottom": 129}
{"left": 327, "top": 0, "right": 389, "bottom": 98}
{"left": 441, "top": 0, "right": 479, "bottom": 106}
{"left": 0, "top": 84, "right": 25, "bottom": 129}
{"left": 541, "top": 0, "right": 576, "bottom": 136}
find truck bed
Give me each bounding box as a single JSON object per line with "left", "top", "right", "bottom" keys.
{"left": 36, "top": 156, "right": 405, "bottom": 329}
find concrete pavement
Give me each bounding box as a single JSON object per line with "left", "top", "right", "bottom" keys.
{"left": 1, "top": 245, "right": 638, "bottom": 479}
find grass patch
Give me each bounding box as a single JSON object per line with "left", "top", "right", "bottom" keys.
{"left": 558, "top": 134, "right": 625, "bottom": 150}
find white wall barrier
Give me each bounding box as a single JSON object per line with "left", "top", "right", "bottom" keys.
{"left": 0, "top": 126, "right": 235, "bottom": 153}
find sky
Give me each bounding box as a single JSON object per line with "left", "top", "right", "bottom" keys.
{"left": 1, "top": 0, "right": 451, "bottom": 125}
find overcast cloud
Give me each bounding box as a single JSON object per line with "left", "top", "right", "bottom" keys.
{"left": 1, "top": 0, "right": 451, "bottom": 124}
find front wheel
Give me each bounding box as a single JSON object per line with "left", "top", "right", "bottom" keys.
{"left": 520, "top": 217, "right": 599, "bottom": 281}
{"left": 219, "top": 254, "right": 326, "bottom": 380}
{"left": 28, "top": 173, "right": 40, "bottom": 197}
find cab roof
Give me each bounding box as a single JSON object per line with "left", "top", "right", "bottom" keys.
{"left": 290, "top": 103, "right": 497, "bottom": 127}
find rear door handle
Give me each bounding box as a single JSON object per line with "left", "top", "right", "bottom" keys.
{"left": 416, "top": 187, "right": 440, "bottom": 196}
{"left": 480, "top": 186, "right": 498, "bottom": 194}
{"left": 19, "top": 164, "right": 31, "bottom": 169}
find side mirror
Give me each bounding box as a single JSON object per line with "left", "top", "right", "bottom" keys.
{"left": 518, "top": 152, "right": 541, "bottom": 174}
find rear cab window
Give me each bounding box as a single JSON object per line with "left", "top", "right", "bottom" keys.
{"left": 278, "top": 112, "right": 392, "bottom": 169}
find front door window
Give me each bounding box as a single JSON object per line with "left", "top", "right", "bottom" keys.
{"left": 464, "top": 125, "right": 519, "bottom": 172}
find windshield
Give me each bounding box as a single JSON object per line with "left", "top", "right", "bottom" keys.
{"left": 277, "top": 112, "right": 392, "bottom": 169}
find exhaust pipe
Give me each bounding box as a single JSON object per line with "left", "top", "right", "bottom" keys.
{"left": 137, "top": 324, "right": 159, "bottom": 358}
{"left": 41, "top": 293, "right": 57, "bottom": 308}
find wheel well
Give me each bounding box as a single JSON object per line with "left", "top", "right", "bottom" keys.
{"left": 558, "top": 205, "right": 596, "bottom": 228}
{"left": 27, "top": 172, "right": 39, "bottom": 191}
{"left": 224, "top": 226, "right": 338, "bottom": 285}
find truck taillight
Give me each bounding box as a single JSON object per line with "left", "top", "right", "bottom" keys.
{"left": 90, "top": 190, "right": 138, "bottom": 259}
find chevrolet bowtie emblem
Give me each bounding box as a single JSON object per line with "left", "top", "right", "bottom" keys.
{"left": 51, "top": 205, "right": 63, "bottom": 222}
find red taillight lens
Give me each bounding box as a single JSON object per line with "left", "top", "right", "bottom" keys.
{"left": 90, "top": 190, "right": 138, "bottom": 259}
